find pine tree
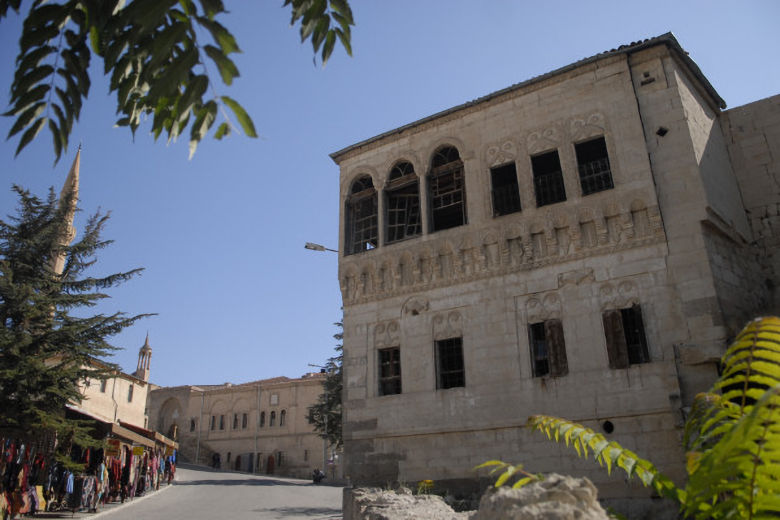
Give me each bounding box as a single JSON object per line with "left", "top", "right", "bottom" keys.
{"left": 307, "top": 321, "right": 343, "bottom": 448}
{"left": 0, "top": 185, "right": 149, "bottom": 452}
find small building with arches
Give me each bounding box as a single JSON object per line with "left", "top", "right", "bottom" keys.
{"left": 146, "top": 373, "right": 337, "bottom": 479}
{"left": 331, "top": 33, "right": 780, "bottom": 514}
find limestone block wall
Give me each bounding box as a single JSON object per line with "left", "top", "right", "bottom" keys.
{"left": 147, "top": 376, "right": 331, "bottom": 478}
{"left": 79, "top": 372, "right": 148, "bottom": 427}
{"left": 722, "top": 95, "right": 780, "bottom": 314}
{"left": 335, "top": 48, "right": 700, "bottom": 498}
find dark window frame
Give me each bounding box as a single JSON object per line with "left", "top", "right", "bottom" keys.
{"left": 428, "top": 146, "right": 467, "bottom": 232}
{"left": 100, "top": 379, "right": 107, "bottom": 393}
{"left": 270, "top": 411, "right": 276, "bottom": 427}
{"left": 233, "top": 413, "right": 238, "bottom": 429}
{"left": 435, "top": 337, "right": 465, "bottom": 389}
{"left": 575, "top": 136, "right": 614, "bottom": 196}
{"left": 127, "top": 384, "right": 134, "bottom": 402}
{"left": 490, "top": 162, "right": 521, "bottom": 217}
{"left": 528, "top": 319, "right": 568, "bottom": 378}
{"left": 603, "top": 304, "right": 650, "bottom": 368}
{"left": 385, "top": 161, "right": 422, "bottom": 244}
{"left": 219, "top": 414, "right": 225, "bottom": 430}
{"left": 345, "top": 176, "right": 378, "bottom": 255}
{"left": 531, "top": 150, "right": 567, "bottom": 207}
{"left": 378, "top": 347, "right": 402, "bottom": 396}
{"left": 190, "top": 419, "right": 196, "bottom": 432}
{"left": 242, "top": 413, "right": 248, "bottom": 429}
{"left": 259, "top": 411, "right": 265, "bottom": 427}
{"left": 280, "top": 410, "right": 286, "bottom": 427}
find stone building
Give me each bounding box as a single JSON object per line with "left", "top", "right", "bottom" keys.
{"left": 330, "top": 33, "right": 779, "bottom": 512}
{"left": 147, "top": 373, "right": 337, "bottom": 479}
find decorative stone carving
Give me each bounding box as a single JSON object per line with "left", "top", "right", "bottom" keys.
{"left": 526, "top": 292, "right": 561, "bottom": 323}
{"left": 374, "top": 320, "right": 400, "bottom": 349}
{"left": 433, "top": 310, "right": 463, "bottom": 340}
{"left": 569, "top": 112, "right": 606, "bottom": 142}
{"left": 598, "top": 280, "right": 639, "bottom": 310}
{"left": 486, "top": 140, "right": 517, "bottom": 167}
{"left": 558, "top": 268, "right": 595, "bottom": 287}
{"left": 526, "top": 126, "right": 561, "bottom": 155}
{"left": 402, "top": 297, "right": 429, "bottom": 316}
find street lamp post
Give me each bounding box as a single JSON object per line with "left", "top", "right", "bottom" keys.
{"left": 304, "top": 242, "right": 338, "bottom": 253}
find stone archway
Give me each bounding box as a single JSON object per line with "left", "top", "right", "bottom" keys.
{"left": 157, "top": 397, "right": 184, "bottom": 438}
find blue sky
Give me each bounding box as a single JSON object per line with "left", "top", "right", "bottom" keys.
{"left": 1, "top": 1, "right": 778, "bottom": 387}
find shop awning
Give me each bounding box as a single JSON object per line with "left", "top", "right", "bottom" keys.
{"left": 119, "top": 421, "right": 179, "bottom": 449}
{"left": 109, "top": 423, "right": 156, "bottom": 449}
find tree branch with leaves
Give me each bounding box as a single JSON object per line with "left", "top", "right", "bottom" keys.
{"left": 1, "top": 0, "right": 353, "bottom": 161}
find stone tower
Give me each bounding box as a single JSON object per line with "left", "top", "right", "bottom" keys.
{"left": 50, "top": 148, "right": 80, "bottom": 276}
{"left": 134, "top": 333, "right": 152, "bottom": 381}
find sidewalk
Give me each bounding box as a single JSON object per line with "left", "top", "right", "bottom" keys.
{"left": 32, "top": 480, "right": 175, "bottom": 519}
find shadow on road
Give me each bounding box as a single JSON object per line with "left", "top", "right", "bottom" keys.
{"left": 175, "top": 478, "right": 312, "bottom": 487}
{"left": 253, "top": 506, "right": 341, "bottom": 518}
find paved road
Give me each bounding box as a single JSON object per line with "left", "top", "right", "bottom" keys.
{"left": 97, "top": 465, "right": 342, "bottom": 520}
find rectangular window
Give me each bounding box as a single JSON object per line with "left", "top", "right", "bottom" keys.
{"left": 347, "top": 194, "right": 378, "bottom": 254}
{"left": 531, "top": 150, "right": 566, "bottom": 207}
{"left": 277, "top": 451, "right": 284, "bottom": 467}
{"left": 436, "top": 338, "right": 465, "bottom": 389}
{"left": 100, "top": 379, "right": 107, "bottom": 393}
{"left": 528, "top": 320, "right": 568, "bottom": 377}
{"left": 242, "top": 413, "right": 248, "bottom": 429}
{"left": 603, "top": 305, "right": 649, "bottom": 368}
{"left": 219, "top": 415, "right": 225, "bottom": 430}
{"left": 386, "top": 182, "right": 422, "bottom": 243}
{"left": 127, "top": 384, "right": 134, "bottom": 402}
{"left": 190, "top": 419, "right": 196, "bottom": 432}
{"left": 233, "top": 413, "right": 239, "bottom": 429}
{"left": 378, "top": 347, "right": 402, "bottom": 396}
{"left": 491, "top": 163, "right": 521, "bottom": 216}
{"left": 429, "top": 167, "right": 467, "bottom": 231}
{"left": 576, "top": 137, "right": 613, "bottom": 195}
{"left": 210, "top": 415, "right": 216, "bottom": 430}
{"left": 304, "top": 449, "right": 309, "bottom": 462}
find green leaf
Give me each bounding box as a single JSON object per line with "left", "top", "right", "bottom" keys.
{"left": 7, "top": 101, "right": 45, "bottom": 138}
{"left": 204, "top": 44, "right": 238, "bottom": 85}
{"left": 197, "top": 0, "right": 225, "bottom": 19}
{"left": 14, "top": 45, "right": 56, "bottom": 82}
{"left": 15, "top": 116, "right": 47, "bottom": 157}
{"left": 213, "top": 121, "right": 230, "bottom": 140}
{"left": 146, "top": 47, "right": 198, "bottom": 101}
{"left": 196, "top": 16, "right": 239, "bottom": 54}
{"left": 20, "top": 24, "right": 60, "bottom": 50}
{"left": 6, "top": 84, "right": 50, "bottom": 115}
{"left": 48, "top": 118, "right": 63, "bottom": 162}
{"left": 14, "top": 65, "right": 54, "bottom": 98}
{"left": 220, "top": 96, "right": 256, "bottom": 137}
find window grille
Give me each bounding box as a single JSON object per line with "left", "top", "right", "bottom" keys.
{"left": 531, "top": 150, "right": 566, "bottom": 207}
{"left": 436, "top": 338, "right": 465, "bottom": 389}
{"left": 528, "top": 320, "right": 568, "bottom": 377}
{"left": 345, "top": 176, "right": 378, "bottom": 255}
{"left": 603, "top": 304, "right": 650, "bottom": 368}
{"left": 576, "top": 137, "right": 613, "bottom": 195}
{"left": 490, "top": 163, "right": 521, "bottom": 216}
{"left": 386, "top": 162, "right": 421, "bottom": 243}
{"left": 378, "top": 347, "right": 402, "bottom": 395}
{"left": 429, "top": 147, "right": 467, "bottom": 232}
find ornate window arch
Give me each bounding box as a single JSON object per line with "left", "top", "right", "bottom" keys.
{"left": 385, "top": 160, "right": 421, "bottom": 243}
{"left": 280, "top": 409, "right": 286, "bottom": 427}
{"left": 345, "top": 175, "right": 378, "bottom": 255}
{"left": 428, "top": 146, "right": 467, "bottom": 232}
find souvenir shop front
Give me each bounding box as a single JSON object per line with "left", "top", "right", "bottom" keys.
{"left": 1, "top": 408, "right": 177, "bottom": 518}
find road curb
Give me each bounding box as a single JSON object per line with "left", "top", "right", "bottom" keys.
{"left": 84, "top": 481, "right": 175, "bottom": 519}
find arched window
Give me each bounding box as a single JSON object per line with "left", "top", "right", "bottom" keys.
{"left": 270, "top": 411, "right": 276, "bottom": 427}
{"left": 345, "top": 175, "right": 378, "bottom": 255}
{"left": 280, "top": 409, "right": 286, "bottom": 427}
{"left": 428, "top": 146, "right": 467, "bottom": 231}
{"left": 259, "top": 411, "right": 265, "bottom": 427}
{"left": 385, "top": 161, "right": 421, "bottom": 243}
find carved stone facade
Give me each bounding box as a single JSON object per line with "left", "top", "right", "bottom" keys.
{"left": 146, "top": 374, "right": 337, "bottom": 479}
{"left": 330, "top": 34, "right": 778, "bottom": 515}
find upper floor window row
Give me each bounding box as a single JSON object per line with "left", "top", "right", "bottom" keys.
{"left": 344, "top": 138, "right": 612, "bottom": 255}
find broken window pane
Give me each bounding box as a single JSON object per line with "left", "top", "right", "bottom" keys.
{"left": 378, "top": 347, "right": 402, "bottom": 396}
{"left": 385, "top": 162, "right": 421, "bottom": 243}
{"left": 436, "top": 337, "right": 465, "bottom": 389}
{"left": 429, "top": 146, "right": 467, "bottom": 232}
{"left": 576, "top": 137, "right": 613, "bottom": 195}
{"left": 491, "top": 162, "right": 521, "bottom": 216}
{"left": 531, "top": 150, "right": 566, "bottom": 207}
{"left": 345, "top": 175, "right": 378, "bottom": 255}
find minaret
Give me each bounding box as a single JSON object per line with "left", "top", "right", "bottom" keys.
{"left": 50, "top": 147, "right": 81, "bottom": 276}
{"left": 135, "top": 333, "right": 152, "bottom": 381}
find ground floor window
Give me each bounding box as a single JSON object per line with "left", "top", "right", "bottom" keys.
{"left": 378, "top": 347, "right": 402, "bottom": 395}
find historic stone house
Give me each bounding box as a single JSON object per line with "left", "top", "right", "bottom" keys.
{"left": 330, "top": 33, "right": 780, "bottom": 513}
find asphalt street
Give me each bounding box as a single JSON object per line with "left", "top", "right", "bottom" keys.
{"left": 95, "top": 465, "right": 343, "bottom": 520}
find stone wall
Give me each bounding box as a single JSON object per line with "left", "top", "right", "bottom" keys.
{"left": 722, "top": 95, "right": 780, "bottom": 314}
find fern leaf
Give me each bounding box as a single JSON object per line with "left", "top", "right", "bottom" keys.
{"left": 683, "top": 383, "right": 780, "bottom": 519}
{"left": 528, "top": 415, "right": 683, "bottom": 503}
